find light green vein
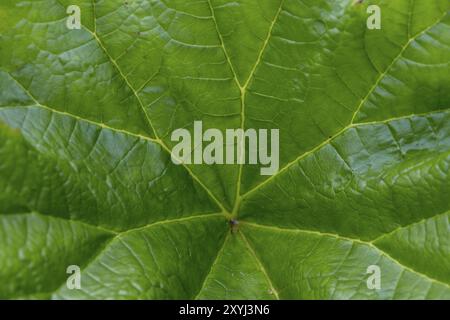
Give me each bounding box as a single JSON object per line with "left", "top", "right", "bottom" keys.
{"left": 242, "top": 108, "right": 450, "bottom": 198}
{"left": 242, "top": 221, "right": 450, "bottom": 289}
{"left": 239, "top": 230, "right": 280, "bottom": 299}
{"left": 350, "top": 10, "right": 448, "bottom": 124}
{"left": 243, "top": 11, "right": 448, "bottom": 199}
{"left": 194, "top": 232, "right": 231, "bottom": 300}
{"left": 53, "top": 0, "right": 230, "bottom": 216}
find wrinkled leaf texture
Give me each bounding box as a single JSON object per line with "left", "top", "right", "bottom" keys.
{"left": 0, "top": 0, "right": 449, "bottom": 299}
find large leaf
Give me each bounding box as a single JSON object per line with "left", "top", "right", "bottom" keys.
{"left": 0, "top": 0, "right": 449, "bottom": 299}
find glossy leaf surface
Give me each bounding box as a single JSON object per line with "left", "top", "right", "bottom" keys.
{"left": 0, "top": 0, "right": 449, "bottom": 299}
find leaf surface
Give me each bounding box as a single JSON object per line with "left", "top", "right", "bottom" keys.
{"left": 0, "top": 0, "right": 449, "bottom": 299}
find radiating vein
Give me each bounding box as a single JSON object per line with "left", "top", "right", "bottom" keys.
{"left": 239, "top": 230, "right": 280, "bottom": 299}
{"left": 194, "top": 232, "right": 231, "bottom": 299}
{"left": 2, "top": 69, "right": 229, "bottom": 215}
{"left": 43, "top": 213, "right": 228, "bottom": 298}
{"left": 206, "top": 0, "right": 241, "bottom": 89}
{"left": 242, "top": 108, "right": 450, "bottom": 198}
{"left": 51, "top": 0, "right": 230, "bottom": 215}
{"left": 243, "top": 10, "right": 449, "bottom": 199}
{"left": 350, "top": 10, "right": 448, "bottom": 124}
{"left": 242, "top": 221, "right": 450, "bottom": 289}
{"left": 231, "top": 0, "right": 285, "bottom": 216}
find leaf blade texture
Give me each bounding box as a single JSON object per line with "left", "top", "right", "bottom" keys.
{"left": 0, "top": 0, "right": 449, "bottom": 299}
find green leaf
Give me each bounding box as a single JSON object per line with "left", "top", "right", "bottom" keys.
{"left": 0, "top": 0, "right": 449, "bottom": 299}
